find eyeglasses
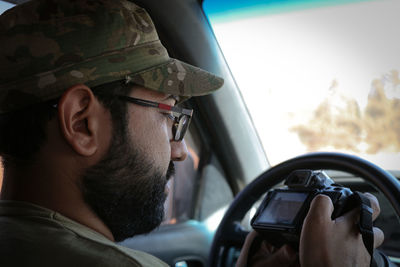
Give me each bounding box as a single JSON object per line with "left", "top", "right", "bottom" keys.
{"left": 115, "top": 95, "right": 193, "bottom": 141}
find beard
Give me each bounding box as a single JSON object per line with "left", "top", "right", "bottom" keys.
{"left": 80, "top": 125, "right": 175, "bottom": 242}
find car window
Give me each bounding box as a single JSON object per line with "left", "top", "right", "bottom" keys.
{"left": 0, "top": 1, "right": 13, "bottom": 13}
{"left": 163, "top": 120, "right": 233, "bottom": 225}
{"left": 0, "top": 0, "right": 14, "bottom": 189}
{"left": 163, "top": 128, "right": 200, "bottom": 224}
{"left": 203, "top": 0, "right": 400, "bottom": 172}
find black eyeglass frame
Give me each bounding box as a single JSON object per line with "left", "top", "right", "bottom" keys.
{"left": 115, "top": 95, "right": 193, "bottom": 141}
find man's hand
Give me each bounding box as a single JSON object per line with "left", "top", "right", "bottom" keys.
{"left": 236, "top": 231, "right": 299, "bottom": 267}
{"left": 300, "top": 193, "right": 384, "bottom": 267}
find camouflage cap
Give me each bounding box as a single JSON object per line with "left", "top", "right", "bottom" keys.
{"left": 0, "top": 0, "right": 224, "bottom": 114}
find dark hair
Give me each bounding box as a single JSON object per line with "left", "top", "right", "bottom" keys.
{"left": 0, "top": 80, "right": 132, "bottom": 168}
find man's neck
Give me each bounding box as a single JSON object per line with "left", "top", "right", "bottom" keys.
{"left": 0, "top": 165, "right": 115, "bottom": 242}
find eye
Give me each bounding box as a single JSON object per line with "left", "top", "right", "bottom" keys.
{"left": 166, "top": 114, "right": 175, "bottom": 121}
{"left": 160, "top": 111, "right": 175, "bottom": 121}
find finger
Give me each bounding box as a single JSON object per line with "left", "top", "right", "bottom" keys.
{"left": 244, "top": 231, "right": 259, "bottom": 246}
{"left": 252, "top": 245, "right": 297, "bottom": 267}
{"left": 336, "top": 193, "right": 380, "bottom": 225}
{"left": 271, "top": 245, "right": 298, "bottom": 265}
{"left": 236, "top": 231, "right": 258, "bottom": 267}
{"left": 373, "top": 227, "right": 384, "bottom": 248}
{"left": 363, "top": 193, "right": 380, "bottom": 221}
{"left": 260, "top": 240, "right": 276, "bottom": 254}
{"left": 336, "top": 205, "right": 358, "bottom": 224}
{"left": 305, "top": 194, "right": 334, "bottom": 224}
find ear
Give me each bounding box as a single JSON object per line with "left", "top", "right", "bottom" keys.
{"left": 57, "top": 84, "right": 106, "bottom": 156}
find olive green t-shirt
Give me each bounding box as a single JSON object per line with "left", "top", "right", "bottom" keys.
{"left": 0, "top": 201, "right": 168, "bottom": 267}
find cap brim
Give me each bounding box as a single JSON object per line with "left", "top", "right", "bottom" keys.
{"left": 127, "top": 59, "right": 224, "bottom": 100}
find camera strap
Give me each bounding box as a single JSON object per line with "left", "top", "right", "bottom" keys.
{"left": 354, "top": 191, "right": 374, "bottom": 265}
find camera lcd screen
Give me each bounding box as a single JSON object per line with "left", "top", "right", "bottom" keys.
{"left": 257, "top": 191, "right": 309, "bottom": 225}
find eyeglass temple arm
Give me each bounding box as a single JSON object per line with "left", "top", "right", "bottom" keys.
{"left": 116, "top": 95, "right": 193, "bottom": 117}
{"left": 170, "top": 106, "right": 193, "bottom": 117}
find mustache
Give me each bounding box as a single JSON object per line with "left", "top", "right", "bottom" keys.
{"left": 166, "top": 161, "right": 175, "bottom": 180}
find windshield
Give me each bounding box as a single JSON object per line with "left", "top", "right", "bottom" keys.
{"left": 203, "top": 0, "right": 400, "bottom": 171}
{"left": 0, "top": 1, "right": 13, "bottom": 14}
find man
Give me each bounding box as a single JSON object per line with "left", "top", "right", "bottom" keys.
{"left": 0, "top": 0, "right": 383, "bottom": 266}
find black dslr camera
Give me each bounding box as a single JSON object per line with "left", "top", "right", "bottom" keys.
{"left": 251, "top": 169, "right": 356, "bottom": 249}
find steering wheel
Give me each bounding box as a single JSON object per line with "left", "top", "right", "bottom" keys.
{"left": 209, "top": 152, "right": 400, "bottom": 267}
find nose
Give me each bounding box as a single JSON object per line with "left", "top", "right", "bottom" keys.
{"left": 170, "top": 139, "right": 188, "bottom": 161}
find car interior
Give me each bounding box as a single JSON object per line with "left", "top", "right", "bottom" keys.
{"left": 1, "top": 0, "right": 399, "bottom": 266}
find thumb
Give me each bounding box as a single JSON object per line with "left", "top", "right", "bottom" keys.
{"left": 304, "top": 194, "right": 334, "bottom": 225}
{"left": 300, "top": 195, "right": 334, "bottom": 266}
